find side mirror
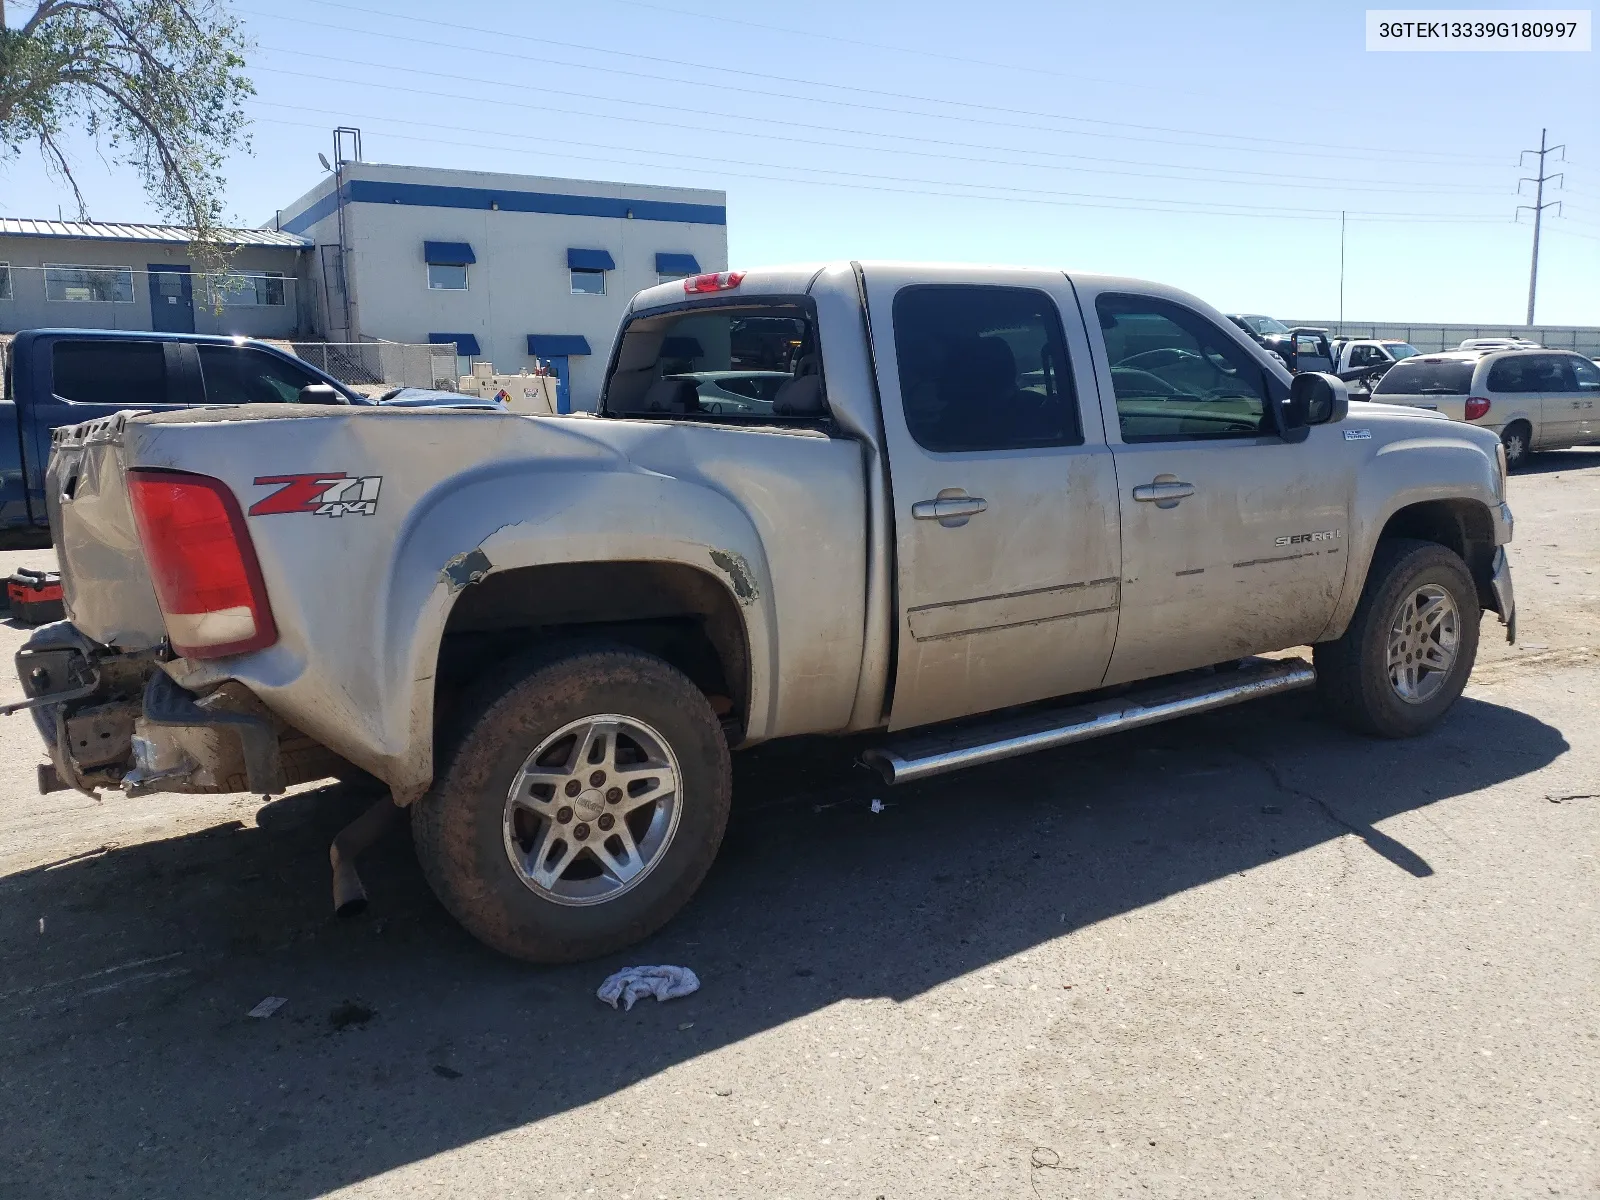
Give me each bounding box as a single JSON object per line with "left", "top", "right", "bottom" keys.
{"left": 1289, "top": 371, "right": 1348, "bottom": 429}
{"left": 296, "top": 383, "right": 347, "bottom": 405}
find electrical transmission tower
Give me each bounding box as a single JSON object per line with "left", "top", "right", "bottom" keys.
{"left": 1517, "top": 128, "right": 1564, "bottom": 327}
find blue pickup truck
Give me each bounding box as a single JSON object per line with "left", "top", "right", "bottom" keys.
{"left": 1, "top": 329, "right": 489, "bottom": 539}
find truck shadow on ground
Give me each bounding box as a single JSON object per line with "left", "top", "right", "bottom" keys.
{"left": 0, "top": 690, "right": 1568, "bottom": 1198}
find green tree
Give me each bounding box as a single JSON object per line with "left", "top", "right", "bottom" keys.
{"left": 0, "top": 0, "right": 253, "bottom": 263}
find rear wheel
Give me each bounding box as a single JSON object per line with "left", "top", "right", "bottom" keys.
{"left": 1314, "top": 539, "right": 1480, "bottom": 738}
{"left": 1500, "top": 421, "right": 1532, "bottom": 470}
{"left": 412, "top": 646, "right": 732, "bottom": 963}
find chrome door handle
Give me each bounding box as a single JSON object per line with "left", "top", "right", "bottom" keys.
{"left": 1132, "top": 480, "right": 1195, "bottom": 504}
{"left": 912, "top": 496, "right": 988, "bottom": 524}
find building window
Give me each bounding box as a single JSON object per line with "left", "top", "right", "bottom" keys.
{"left": 0, "top": 263, "right": 11, "bottom": 301}
{"left": 654, "top": 253, "right": 700, "bottom": 286}
{"left": 211, "top": 272, "right": 287, "bottom": 307}
{"left": 427, "top": 262, "right": 469, "bottom": 291}
{"left": 570, "top": 268, "right": 606, "bottom": 295}
{"left": 44, "top": 264, "right": 135, "bottom": 303}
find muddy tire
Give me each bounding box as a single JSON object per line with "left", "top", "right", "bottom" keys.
{"left": 412, "top": 645, "right": 731, "bottom": 963}
{"left": 1500, "top": 421, "right": 1532, "bottom": 470}
{"left": 1314, "top": 538, "right": 1480, "bottom": 738}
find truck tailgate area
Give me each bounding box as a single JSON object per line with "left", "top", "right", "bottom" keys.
{"left": 47, "top": 412, "right": 166, "bottom": 649}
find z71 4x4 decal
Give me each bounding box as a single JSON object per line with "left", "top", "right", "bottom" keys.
{"left": 248, "top": 473, "right": 382, "bottom": 518}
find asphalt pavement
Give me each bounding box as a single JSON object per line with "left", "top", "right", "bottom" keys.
{"left": 0, "top": 452, "right": 1596, "bottom": 1199}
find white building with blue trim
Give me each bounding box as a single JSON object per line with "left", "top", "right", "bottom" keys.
{"left": 274, "top": 161, "right": 728, "bottom": 410}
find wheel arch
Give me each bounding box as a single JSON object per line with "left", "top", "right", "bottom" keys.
{"left": 434, "top": 559, "right": 754, "bottom": 745}
{"left": 1326, "top": 496, "right": 1502, "bottom": 643}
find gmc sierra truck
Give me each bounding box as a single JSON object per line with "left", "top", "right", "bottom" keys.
{"left": 11, "top": 263, "right": 1515, "bottom": 964}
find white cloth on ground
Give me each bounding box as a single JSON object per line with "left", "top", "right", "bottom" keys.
{"left": 596, "top": 965, "right": 701, "bottom": 1011}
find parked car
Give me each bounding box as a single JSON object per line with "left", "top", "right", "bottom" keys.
{"left": 0, "top": 329, "right": 479, "bottom": 538}
{"left": 15, "top": 263, "right": 1514, "bottom": 963}
{"left": 1225, "top": 314, "right": 1335, "bottom": 373}
{"left": 1327, "top": 339, "right": 1421, "bottom": 394}
{"left": 1458, "top": 337, "right": 1541, "bottom": 351}
{"left": 1371, "top": 348, "right": 1600, "bottom": 467}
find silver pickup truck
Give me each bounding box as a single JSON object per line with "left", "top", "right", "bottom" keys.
{"left": 14, "top": 263, "right": 1515, "bottom": 963}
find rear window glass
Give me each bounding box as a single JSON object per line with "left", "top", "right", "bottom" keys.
{"left": 1374, "top": 358, "right": 1476, "bottom": 396}
{"left": 52, "top": 341, "right": 168, "bottom": 406}
{"left": 603, "top": 304, "right": 825, "bottom": 422}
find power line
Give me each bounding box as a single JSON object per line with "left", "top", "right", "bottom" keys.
{"left": 594, "top": 0, "right": 1229, "bottom": 100}
{"left": 244, "top": 69, "right": 1510, "bottom": 202}
{"left": 250, "top": 113, "right": 1514, "bottom": 226}
{"left": 1517, "top": 128, "right": 1566, "bottom": 324}
{"left": 251, "top": 50, "right": 1503, "bottom": 193}
{"left": 240, "top": 4, "right": 1506, "bottom": 166}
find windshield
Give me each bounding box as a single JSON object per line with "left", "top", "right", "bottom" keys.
{"left": 1237, "top": 315, "right": 1290, "bottom": 336}
{"left": 1385, "top": 343, "right": 1420, "bottom": 361}
{"left": 1374, "top": 358, "right": 1477, "bottom": 396}
{"left": 603, "top": 303, "right": 824, "bottom": 422}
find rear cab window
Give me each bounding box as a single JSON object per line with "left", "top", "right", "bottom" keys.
{"left": 602, "top": 302, "right": 827, "bottom": 423}
{"left": 1374, "top": 357, "right": 1477, "bottom": 397}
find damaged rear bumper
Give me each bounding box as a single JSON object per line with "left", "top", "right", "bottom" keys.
{"left": 10, "top": 622, "right": 340, "bottom": 796}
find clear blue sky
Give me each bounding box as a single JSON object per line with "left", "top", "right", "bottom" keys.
{"left": 5, "top": 0, "right": 1596, "bottom": 323}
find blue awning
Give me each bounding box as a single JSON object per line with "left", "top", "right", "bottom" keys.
{"left": 566, "top": 248, "right": 615, "bottom": 271}
{"left": 423, "top": 241, "right": 475, "bottom": 264}
{"left": 528, "top": 334, "right": 592, "bottom": 357}
{"left": 428, "top": 332, "right": 480, "bottom": 356}
{"left": 655, "top": 252, "right": 701, "bottom": 275}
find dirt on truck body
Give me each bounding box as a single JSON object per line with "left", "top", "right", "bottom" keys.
{"left": 10, "top": 262, "right": 1514, "bottom": 962}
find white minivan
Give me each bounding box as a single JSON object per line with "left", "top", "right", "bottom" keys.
{"left": 1371, "top": 348, "right": 1600, "bottom": 467}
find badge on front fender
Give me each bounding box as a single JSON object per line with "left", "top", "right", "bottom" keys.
{"left": 249, "top": 473, "right": 382, "bottom": 518}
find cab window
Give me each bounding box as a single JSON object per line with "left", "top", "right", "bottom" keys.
{"left": 52, "top": 341, "right": 171, "bottom": 407}
{"left": 1096, "top": 295, "right": 1270, "bottom": 442}
{"left": 891, "top": 285, "right": 1081, "bottom": 453}
{"left": 198, "top": 345, "right": 322, "bottom": 404}
{"left": 603, "top": 304, "right": 826, "bottom": 422}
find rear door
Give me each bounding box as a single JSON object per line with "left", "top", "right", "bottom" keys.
{"left": 864, "top": 267, "right": 1121, "bottom": 731}
{"left": 1487, "top": 354, "right": 1567, "bottom": 447}
{"left": 1076, "top": 285, "right": 1351, "bottom": 684}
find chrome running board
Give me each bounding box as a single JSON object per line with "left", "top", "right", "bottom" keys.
{"left": 861, "top": 657, "right": 1315, "bottom": 785}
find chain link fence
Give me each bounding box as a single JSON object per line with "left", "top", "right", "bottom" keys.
{"left": 1286, "top": 321, "right": 1600, "bottom": 356}
{"left": 281, "top": 341, "right": 460, "bottom": 393}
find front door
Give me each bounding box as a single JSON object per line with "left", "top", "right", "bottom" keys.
{"left": 1080, "top": 288, "right": 1351, "bottom": 685}
{"left": 147, "top": 265, "right": 195, "bottom": 333}
{"left": 865, "top": 268, "right": 1122, "bottom": 731}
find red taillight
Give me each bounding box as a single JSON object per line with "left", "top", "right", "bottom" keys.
{"left": 1465, "top": 396, "right": 1491, "bottom": 420}
{"left": 126, "top": 469, "right": 277, "bottom": 659}
{"left": 683, "top": 270, "right": 745, "bottom": 294}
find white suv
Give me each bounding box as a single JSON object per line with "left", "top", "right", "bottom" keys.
{"left": 1372, "top": 348, "right": 1600, "bottom": 467}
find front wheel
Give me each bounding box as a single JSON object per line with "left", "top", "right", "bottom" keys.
{"left": 412, "top": 646, "right": 732, "bottom": 963}
{"left": 1314, "top": 539, "right": 1480, "bottom": 738}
